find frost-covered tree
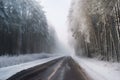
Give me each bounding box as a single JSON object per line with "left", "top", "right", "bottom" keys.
{"left": 0, "top": 0, "right": 56, "bottom": 55}
{"left": 68, "top": 0, "right": 120, "bottom": 61}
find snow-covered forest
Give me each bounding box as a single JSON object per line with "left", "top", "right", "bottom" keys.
{"left": 68, "top": 0, "right": 120, "bottom": 62}
{"left": 0, "top": 0, "right": 119, "bottom": 62}
{"left": 0, "top": 0, "right": 57, "bottom": 55}
{"left": 0, "top": 0, "right": 120, "bottom": 80}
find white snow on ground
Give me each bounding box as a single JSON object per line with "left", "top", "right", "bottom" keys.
{"left": 73, "top": 56, "right": 120, "bottom": 80}
{"left": 0, "top": 55, "right": 64, "bottom": 80}
{"left": 0, "top": 54, "right": 120, "bottom": 80}
{"left": 0, "top": 53, "right": 59, "bottom": 68}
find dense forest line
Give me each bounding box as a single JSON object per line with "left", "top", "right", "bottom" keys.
{"left": 69, "top": 0, "right": 120, "bottom": 62}
{"left": 0, "top": 0, "right": 56, "bottom": 55}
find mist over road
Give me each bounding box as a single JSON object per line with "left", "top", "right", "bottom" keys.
{"left": 7, "top": 56, "right": 91, "bottom": 80}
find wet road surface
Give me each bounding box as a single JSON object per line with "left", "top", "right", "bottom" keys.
{"left": 7, "top": 56, "right": 91, "bottom": 80}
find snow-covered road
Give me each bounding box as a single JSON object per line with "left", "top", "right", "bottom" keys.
{"left": 0, "top": 55, "right": 120, "bottom": 80}
{"left": 7, "top": 56, "right": 90, "bottom": 80}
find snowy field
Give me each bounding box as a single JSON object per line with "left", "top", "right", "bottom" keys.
{"left": 73, "top": 56, "right": 120, "bottom": 80}
{"left": 0, "top": 53, "right": 60, "bottom": 68}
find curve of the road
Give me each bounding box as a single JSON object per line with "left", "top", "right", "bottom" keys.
{"left": 7, "top": 56, "right": 91, "bottom": 80}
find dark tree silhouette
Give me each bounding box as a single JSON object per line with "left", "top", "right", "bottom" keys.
{"left": 0, "top": 0, "right": 56, "bottom": 55}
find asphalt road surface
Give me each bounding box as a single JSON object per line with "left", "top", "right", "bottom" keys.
{"left": 7, "top": 56, "right": 91, "bottom": 80}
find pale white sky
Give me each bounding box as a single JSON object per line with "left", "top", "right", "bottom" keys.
{"left": 39, "top": 0, "right": 71, "bottom": 45}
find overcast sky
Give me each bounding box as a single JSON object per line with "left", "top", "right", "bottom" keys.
{"left": 40, "top": 0, "right": 71, "bottom": 45}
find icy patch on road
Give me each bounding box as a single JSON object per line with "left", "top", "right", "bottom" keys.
{"left": 73, "top": 56, "right": 120, "bottom": 80}
{"left": 0, "top": 55, "right": 64, "bottom": 80}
